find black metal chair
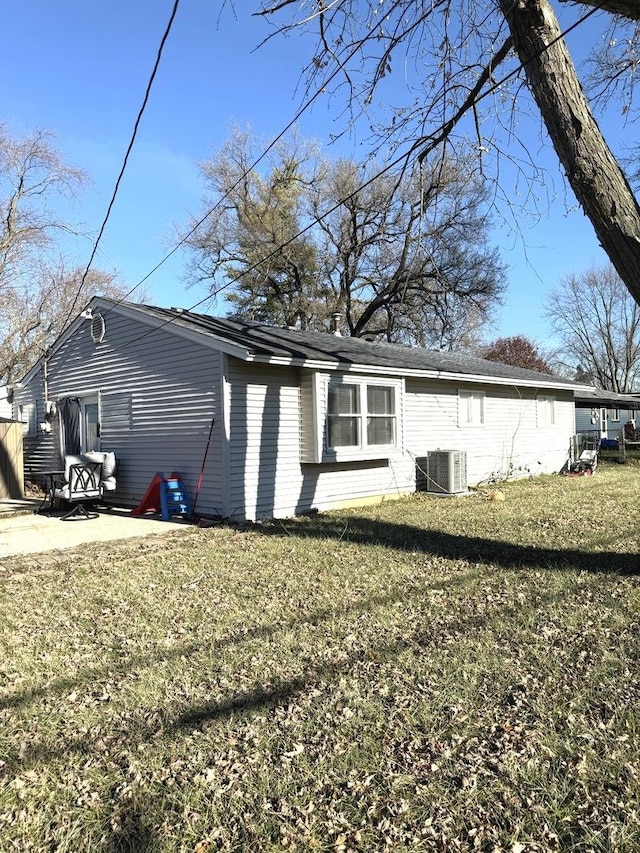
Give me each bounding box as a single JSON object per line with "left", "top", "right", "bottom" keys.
{"left": 53, "top": 461, "right": 103, "bottom": 520}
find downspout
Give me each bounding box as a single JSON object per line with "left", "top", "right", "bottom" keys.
{"left": 43, "top": 350, "right": 49, "bottom": 408}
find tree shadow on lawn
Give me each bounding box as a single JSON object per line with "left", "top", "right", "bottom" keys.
{"left": 102, "top": 800, "right": 157, "bottom": 853}
{"left": 2, "top": 513, "right": 635, "bottom": 718}
{"left": 265, "top": 515, "right": 638, "bottom": 576}
{"left": 0, "top": 560, "right": 489, "bottom": 714}
{"left": 6, "top": 584, "right": 560, "bottom": 770}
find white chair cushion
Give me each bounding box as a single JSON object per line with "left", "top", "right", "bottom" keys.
{"left": 83, "top": 451, "right": 117, "bottom": 481}
{"left": 54, "top": 484, "right": 101, "bottom": 501}
{"left": 101, "top": 452, "right": 116, "bottom": 478}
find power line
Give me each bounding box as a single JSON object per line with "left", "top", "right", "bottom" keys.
{"left": 99, "top": 0, "right": 400, "bottom": 318}
{"left": 59, "top": 0, "right": 181, "bottom": 331}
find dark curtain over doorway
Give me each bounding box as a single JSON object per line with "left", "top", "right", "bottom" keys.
{"left": 59, "top": 397, "right": 81, "bottom": 456}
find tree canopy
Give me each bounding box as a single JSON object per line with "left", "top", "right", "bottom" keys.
{"left": 185, "top": 127, "right": 505, "bottom": 348}
{"left": 257, "top": 0, "right": 640, "bottom": 307}
{"left": 480, "top": 335, "right": 553, "bottom": 374}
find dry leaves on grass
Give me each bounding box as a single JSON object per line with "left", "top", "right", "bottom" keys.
{"left": 0, "top": 469, "right": 638, "bottom": 850}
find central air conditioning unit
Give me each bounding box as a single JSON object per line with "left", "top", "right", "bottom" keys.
{"left": 416, "top": 450, "right": 468, "bottom": 495}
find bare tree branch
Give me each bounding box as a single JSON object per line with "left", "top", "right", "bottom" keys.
{"left": 565, "top": 0, "right": 640, "bottom": 20}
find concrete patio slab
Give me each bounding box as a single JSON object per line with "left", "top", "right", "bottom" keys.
{"left": 0, "top": 504, "right": 188, "bottom": 559}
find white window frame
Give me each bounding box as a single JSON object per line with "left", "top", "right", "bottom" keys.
{"left": 324, "top": 376, "right": 399, "bottom": 460}
{"left": 458, "top": 390, "right": 485, "bottom": 427}
{"left": 537, "top": 394, "right": 556, "bottom": 426}
{"left": 611, "top": 408, "right": 620, "bottom": 422}
{"left": 18, "top": 403, "right": 36, "bottom": 437}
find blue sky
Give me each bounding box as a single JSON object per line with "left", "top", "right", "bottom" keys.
{"left": 1, "top": 1, "right": 618, "bottom": 346}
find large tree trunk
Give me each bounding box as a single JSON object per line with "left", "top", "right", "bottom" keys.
{"left": 500, "top": 0, "right": 640, "bottom": 306}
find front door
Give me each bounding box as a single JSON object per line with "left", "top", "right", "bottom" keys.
{"left": 599, "top": 408, "right": 608, "bottom": 439}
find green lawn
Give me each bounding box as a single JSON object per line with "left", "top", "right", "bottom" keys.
{"left": 1, "top": 463, "right": 639, "bottom": 852}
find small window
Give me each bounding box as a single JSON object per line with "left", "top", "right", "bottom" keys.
{"left": 459, "top": 390, "right": 485, "bottom": 426}
{"left": 611, "top": 409, "right": 620, "bottom": 422}
{"left": 18, "top": 403, "right": 36, "bottom": 437}
{"left": 326, "top": 379, "right": 398, "bottom": 454}
{"left": 537, "top": 395, "right": 555, "bottom": 426}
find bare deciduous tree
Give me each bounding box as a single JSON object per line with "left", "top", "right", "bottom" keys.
{"left": 185, "top": 128, "right": 505, "bottom": 347}
{"left": 0, "top": 127, "right": 132, "bottom": 384}
{"left": 1, "top": 263, "right": 126, "bottom": 384}
{"left": 256, "top": 0, "right": 640, "bottom": 307}
{"left": 544, "top": 264, "right": 640, "bottom": 392}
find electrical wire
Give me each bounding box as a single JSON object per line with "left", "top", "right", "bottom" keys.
{"left": 113, "top": 1, "right": 606, "bottom": 352}
{"left": 59, "top": 0, "right": 181, "bottom": 332}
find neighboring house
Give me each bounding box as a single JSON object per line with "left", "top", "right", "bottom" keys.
{"left": 11, "top": 297, "right": 591, "bottom": 521}
{"left": 574, "top": 389, "right": 640, "bottom": 442}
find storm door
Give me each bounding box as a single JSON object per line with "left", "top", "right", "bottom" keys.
{"left": 81, "top": 395, "right": 101, "bottom": 452}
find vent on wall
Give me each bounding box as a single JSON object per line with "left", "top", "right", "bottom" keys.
{"left": 416, "top": 450, "right": 468, "bottom": 494}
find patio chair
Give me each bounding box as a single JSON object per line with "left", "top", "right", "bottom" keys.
{"left": 53, "top": 460, "right": 103, "bottom": 520}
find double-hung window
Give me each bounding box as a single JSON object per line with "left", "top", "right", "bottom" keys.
{"left": 326, "top": 379, "right": 397, "bottom": 455}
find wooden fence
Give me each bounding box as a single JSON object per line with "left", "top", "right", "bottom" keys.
{"left": 0, "top": 420, "right": 24, "bottom": 499}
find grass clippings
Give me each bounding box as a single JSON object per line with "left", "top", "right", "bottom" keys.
{"left": 0, "top": 463, "right": 638, "bottom": 851}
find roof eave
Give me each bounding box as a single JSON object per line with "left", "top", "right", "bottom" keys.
{"left": 248, "top": 353, "right": 583, "bottom": 390}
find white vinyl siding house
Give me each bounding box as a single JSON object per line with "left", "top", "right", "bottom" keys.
{"left": 12, "top": 297, "right": 588, "bottom": 521}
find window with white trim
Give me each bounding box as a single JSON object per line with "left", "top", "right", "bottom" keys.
{"left": 326, "top": 379, "right": 397, "bottom": 454}
{"left": 611, "top": 408, "right": 620, "bottom": 422}
{"left": 459, "top": 390, "right": 485, "bottom": 426}
{"left": 18, "top": 403, "right": 36, "bottom": 437}
{"left": 537, "top": 394, "right": 555, "bottom": 426}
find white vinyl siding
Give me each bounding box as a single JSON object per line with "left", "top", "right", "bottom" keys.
{"left": 225, "top": 362, "right": 412, "bottom": 520}
{"left": 406, "top": 380, "right": 574, "bottom": 486}
{"left": 16, "top": 310, "right": 224, "bottom": 516}
{"left": 14, "top": 300, "right": 581, "bottom": 521}
{"left": 227, "top": 360, "right": 304, "bottom": 520}
{"left": 101, "top": 391, "right": 133, "bottom": 432}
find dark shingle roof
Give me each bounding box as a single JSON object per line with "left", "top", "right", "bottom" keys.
{"left": 133, "top": 303, "right": 579, "bottom": 389}
{"left": 574, "top": 388, "right": 640, "bottom": 409}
